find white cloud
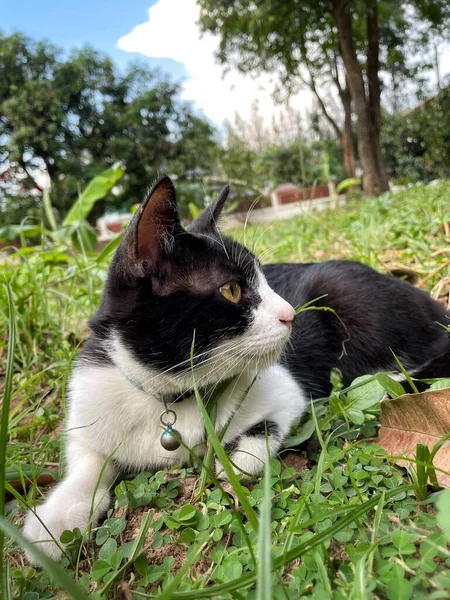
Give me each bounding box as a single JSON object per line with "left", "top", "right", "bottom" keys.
{"left": 117, "top": 0, "right": 311, "bottom": 126}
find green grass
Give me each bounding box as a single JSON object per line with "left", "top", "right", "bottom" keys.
{"left": 1, "top": 182, "right": 450, "bottom": 599}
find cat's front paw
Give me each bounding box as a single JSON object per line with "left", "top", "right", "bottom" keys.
{"left": 23, "top": 506, "right": 67, "bottom": 563}
{"left": 23, "top": 497, "right": 92, "bottom": 563}
{"left": 23, "top": 486, "right": 110, "bottom": 564}
{"left": 215, "top": 456, "right": 261, "bottom": 481}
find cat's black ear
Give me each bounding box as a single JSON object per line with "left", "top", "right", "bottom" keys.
{"left": 127, "top": 175, "right": 182, "bottom": 269}
{"left": 187, "top": 185, "right": 230, "bottom": 233}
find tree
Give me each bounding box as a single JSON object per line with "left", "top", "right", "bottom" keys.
{"left": 0, "top": 32, "right": 218, "bottom": 222}
{"left": 219, "top": 103, "right": 346, "bottom": 191}
{"left": 383, "top": 83, "right": 450, "bottom": 182}
{"left": 198, "top": 0, "right": 450, "bottom": 196}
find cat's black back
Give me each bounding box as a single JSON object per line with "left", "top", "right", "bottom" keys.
{"left": 264, "top": 260, "right": 450, "bottom": 398}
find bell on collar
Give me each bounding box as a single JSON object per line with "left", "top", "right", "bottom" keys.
{"left": 160, "top": 426, "right": 182, "bottom": 451}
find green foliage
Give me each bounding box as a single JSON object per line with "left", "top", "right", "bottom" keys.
{"left": 0, "top": 224, "right": 43, "bottom": 243}
{"left": 0, "top": 518, "right": 87, "bottom": 599}
{"left": 336, "top": 177, "right": 362, "bottom": 193}
{"left": 259, "top": 139, "right": 346, "bottom": 189}
{"left": 257, "top": 451, "right": 273, "bottom": 600}
{"left": 0, "top": 32, "right": 218, "bottom": 222}
{"left": 62, "top": 163, "right": 124, "bottom": 226}
{"left": 0, "top": 163, "right": 125, "bottom": 253}
{"left": 383, "top": 85, "right": 450, "bottom": 182}
{"left": 0, "top": 282, "right": 16, "bottom": 594}
{"left": 220, "top": 133, "right": 346, "bottom": 192}
{"left": 376, "top": 373, "right": 406, "bottom": 399}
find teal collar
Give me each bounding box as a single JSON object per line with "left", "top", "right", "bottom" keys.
{"left": 121, "top": 371, "right": 209, "bottom": 405}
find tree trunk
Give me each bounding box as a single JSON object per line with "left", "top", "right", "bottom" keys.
{"left": 332, "top": 0, "right": 389, "bottom": 196}
{"left": 341, "top": 84, "right": 356, "bottom": 178}
{"left": 366, "top": 0, "right": 389, "bottom": 190}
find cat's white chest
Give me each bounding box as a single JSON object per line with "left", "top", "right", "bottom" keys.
{"left": 66, "top": 364, "right": 256, "bottom": 470}
{"left": 67, "top": 365, "right": 208, "bottom": 468}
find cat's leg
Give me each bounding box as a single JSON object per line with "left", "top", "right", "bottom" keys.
{"left": 216, "top": 364, "right": 308, "bottom": 479}
{"left": 23, "top": 438, "right": 116, "bottom": 563}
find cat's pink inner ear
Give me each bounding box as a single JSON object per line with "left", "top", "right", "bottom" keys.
{"left": 134, "top": 176, "right": 180, "bottom": 263}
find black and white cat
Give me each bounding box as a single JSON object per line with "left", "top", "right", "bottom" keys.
{"left": 23, "top": 176, "right": 450, "bottom": 562}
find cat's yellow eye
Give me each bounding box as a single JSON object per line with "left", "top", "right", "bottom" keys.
{"left": 219, "top": 280, "right": 242, "bottom": 304}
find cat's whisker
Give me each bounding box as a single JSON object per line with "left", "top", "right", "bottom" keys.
{"left": 247, "top": 221, "right": 264, "bottom": 256}
{"left": 243, "top": 195, "right": 262, "bottom": 248}
{"left": 162, "top": 346, "right": 254, "bottom": 414}
{"left": 258, "top": 244, "right": 281, "bottom": 265}
{"left": 187, "top": 340, "right": 261, "bottom": 396}
{"left": 204, "top": 340, "right": 265, "bottom": 396}
{"left": 251, "top": 223, "right": 276, "bottom": 257}
{"left": 210, "top": 212, "right": 230, "bottom": 260}
{"left": 188, "top": 347, "right": 249, "bottom": 393}
{"left": 116, "top": 339, "right": 246, "bottom": 390}
{"left": 157, "top": 346, "right": 250, "bottom": 406}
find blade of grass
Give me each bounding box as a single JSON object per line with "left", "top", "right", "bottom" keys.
{"left": 367, "top": 490, "right": 385, "bottom": 575}
{"left": 0, "top": 517, "right": 87, "bottom": 600}
{"left": 196, "top": 375, "right": 257, "bottom": 498}
{"left": 196, "top": 379, "right": 229, "bottom": 495}
{"left": 0, "top": 282, "right": 16, "bottom": 596}
{"left": 294, "top": 294, "right": 328, "bottom": 313}
{"left": 414, "top": 444, "right": 429, "bottom": 500}
{"left": 430, "top": 431, "right": 450, "bottom": 461}
{"left": 257, "top": 439, "right": 272, "bottom": 600}
{"left": 190, "top": 335, "right": 258, "bottom": 531}
{"left": 351, "top": 556, "right": 369, "bottom": 600}
{"left": 314, "top": 551, "right": 332, "bottom": 596}
{"left": 77, "top": 445, "right": 121, "bottom": 577}
{"left": 391, "top": 351, "right": 419, "bottom": 393}
{"left": 96, "top": 232, "right": 124, "bottom": 264}
{"left": 3, "top": 561, "right": 12, "bottom": 600}
{"left": 42, "top": 188, "right": 57, "bottom": 232}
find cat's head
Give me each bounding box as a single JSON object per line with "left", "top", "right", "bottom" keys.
{"left": 91, "top": 175, "right": 294, "bottom": 391}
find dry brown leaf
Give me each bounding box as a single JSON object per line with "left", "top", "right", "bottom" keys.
{"left": 281, "top": 451, "right": 310, "bottom": 472}
{"left": 6, "top": 472, "right": 58, "bottom": 501}
{"left": 377, "top": 389, "right": 450, "bottom": 487}
{"left": 382, "top": 261, "right": 420, "bottom": 284}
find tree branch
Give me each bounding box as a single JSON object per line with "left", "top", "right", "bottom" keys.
{"left": 299, "top": 61, "right": 343, "bottom": 139}
{"left": 330, "top": 50, "right": 344, "bottom": 97}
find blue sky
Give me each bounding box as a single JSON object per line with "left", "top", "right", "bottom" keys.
{"left": 0, "top": 0, "right": 186, "bottom": 79}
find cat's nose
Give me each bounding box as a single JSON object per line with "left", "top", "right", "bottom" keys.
{"left": 277, "top": 302, "right": 296, "bottom": 327}
{"left": 263, "top": 284, "right": 296, "bottom": 327}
